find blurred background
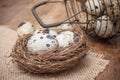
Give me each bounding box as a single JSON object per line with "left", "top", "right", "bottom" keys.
{"left": 0, "top": 0, "right": 67, "bottom": 30}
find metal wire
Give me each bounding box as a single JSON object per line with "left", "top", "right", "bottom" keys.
{"left": 64, "top": 0, "right": 120, "bottom": 38}
{"left": 32, "top": 0, "right": 120, "bottom": 37}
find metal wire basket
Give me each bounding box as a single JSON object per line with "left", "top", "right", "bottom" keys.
{"left": 32, "top": 0, "right": 120, "bottom": 38}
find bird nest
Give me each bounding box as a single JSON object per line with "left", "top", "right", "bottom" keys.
{"left": 11, "top": 28, "right": 87, "bottom": 74}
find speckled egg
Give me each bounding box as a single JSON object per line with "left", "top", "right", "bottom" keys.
{"left": 95, "top": 15, "right": 114, "bottom": 38}
{"left": 60, "top": 23, "right": 74, "bottom": 31}
{"left": 56, "top": 31, "right": 79, "bottom": 48}
{"left": 79, "top": 13, "right": 95, "bottom": 31}
{"left": 33, "top": 28, "right": 58, "bottom": 38}
{"left": 105, "top": 0, "right": 120, "bottom": 20}
{"left": 27, "top": 33, "right": 58, "bottom": 52}
{"left": 85, "top": 0, "right": 104, "bottom": 16}
{"left": 17, "top": 21, "right": 35, "bottom": 36}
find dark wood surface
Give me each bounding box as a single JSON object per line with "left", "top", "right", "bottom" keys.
{"left": 86, "top": 35, "right": 120, "bottom": 80}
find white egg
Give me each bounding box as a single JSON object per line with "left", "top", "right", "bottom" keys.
{"left": 33, "top": 28, "right": 58, "bottom": 38}
{"left": 56, "top": 34, "right": 70, "bottom": 48}
{"left": 17, "top": 21, "right": 35, "bottom": 36}
{"left": 56, "top": 31, "right": 79, "bottom": 48}
{"left": 105, "top": 0, "right": 120, "bottom": 20}
{"left": 85, "top": 0, "right": 104, "bottom": 16}
{"left": 60, "top": 23, "right": 74, "bottom": 31}
{"left": 27, "top": 33, "right": 58, "bottom": 52}
{"left": 95, "top": 15, "right": 114, "bottom": 38}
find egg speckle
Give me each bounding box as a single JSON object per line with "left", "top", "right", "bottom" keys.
{"left": 46, "top": 35, "right": 54, "bottom": 39}
{"left": 40, "top": 36, "right": 43, "bottom": 39}
{"left": 46, "top": 44, "right": 50, "bottom": 47}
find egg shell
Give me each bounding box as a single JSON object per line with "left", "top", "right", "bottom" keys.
{"left": 85, "top": 0, "right": 104, "bottom": 16}
{"left": 33, "top": 28, "right": 58, "bottom": 38}
{"left": 27, "top": 33, "right": 58, "bottom": 52}
{"left": 56, "top": 34, "right": 70, "bottom": 48}
{"left": 61, "top": 31, "right": 75, "bottom": 43}
{"left": 95, "top": 15, "right": 114, "bottom": 38}
{"left": 60, "top": 23, "right": 74, "bottom": 31}
{"left": 56, "top": 31, "right": 79, "bottom": 48}
{"left": 17, "top": 21, "right": 35, "bottom": 36}
{"left": 106, "top": 0, "right": 120, "bottom": 20}
{"left": 81, "top": 20, "right": 95, "bottom": 31}
{"left": 79, "top": 13, "right": 95, "bottom": 31}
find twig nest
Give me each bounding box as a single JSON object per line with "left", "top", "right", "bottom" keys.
{"left": 17, "top": 21, "right": 35, "bottom": 36}
{"left": 95, "top": 15, "right": 114, "bottom": 38}
{"left": 11, "top": 29, "right": 87, "bottom": 73}
{"left": 85, "top": 0, "right": 104, "bottom": 16}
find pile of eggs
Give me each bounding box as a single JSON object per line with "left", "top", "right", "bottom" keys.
{"left": 84, "top": 0, "right": 120, "bottom": 38}
{"left": 17, "top": 22, "right": 79, "bottom": 52}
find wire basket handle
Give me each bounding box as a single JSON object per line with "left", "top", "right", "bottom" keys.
{"left": 32, "top": 0, "right": 67, "bottom": 28}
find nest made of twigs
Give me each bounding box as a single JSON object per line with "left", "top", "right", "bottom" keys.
{"left": 11, "top": 28, "right": 87, "bottom": 74}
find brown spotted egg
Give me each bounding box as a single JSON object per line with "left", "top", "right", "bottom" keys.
{"left": 60, "top": 23, "right": 74, "bottom": 31}
{"left": 95, "top": 15, "right": 114, "bottom": 38}
{"left": 105, "top": 0, "right": 120, "bottom": 20}
{"left": 56, "top": 31, "right": 79, "bottom": 48}
{"left": 17, "top": 21, "right": 35, "bottom": 36}
{"left": 33, "top": 28, "right": 58, "bottom": 38}
{"left": 27, "top": 33, "right": 58, "bottom": 52}
{"left": 85, "top": 0, "right": 104, "bottom": 16}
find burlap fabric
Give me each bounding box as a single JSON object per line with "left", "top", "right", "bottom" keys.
{"left": 0, "top": 27, "right": 109, "bottom": 80}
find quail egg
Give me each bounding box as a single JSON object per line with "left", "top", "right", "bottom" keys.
{"left": 95, "top": 15, "right": 114, "bottom": 38}
{"left": 105, "top": 0, "right": 120, "bottom": 20}
{"left": 56, "top": 31, "right": 79, "bottom": 48}
{"left": 81, "top": 20, "right": 95, "bottom": 31}
{"left": 17, "top": 21, "right": 35, "bottom": 36}
{"left": 79, "top": 13, "right": 95, "bottom": 31}
{"left": 27, "top": 33, "right": 58, "bottom": 52}
{"left": 60, "top": 23, "right": 74, "bottom": 31}
{"left": 85, "top": 0, "right": 104, "bottom": 16}
{"left": 33, "top": 28, "right": 58, "bottom": 38}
